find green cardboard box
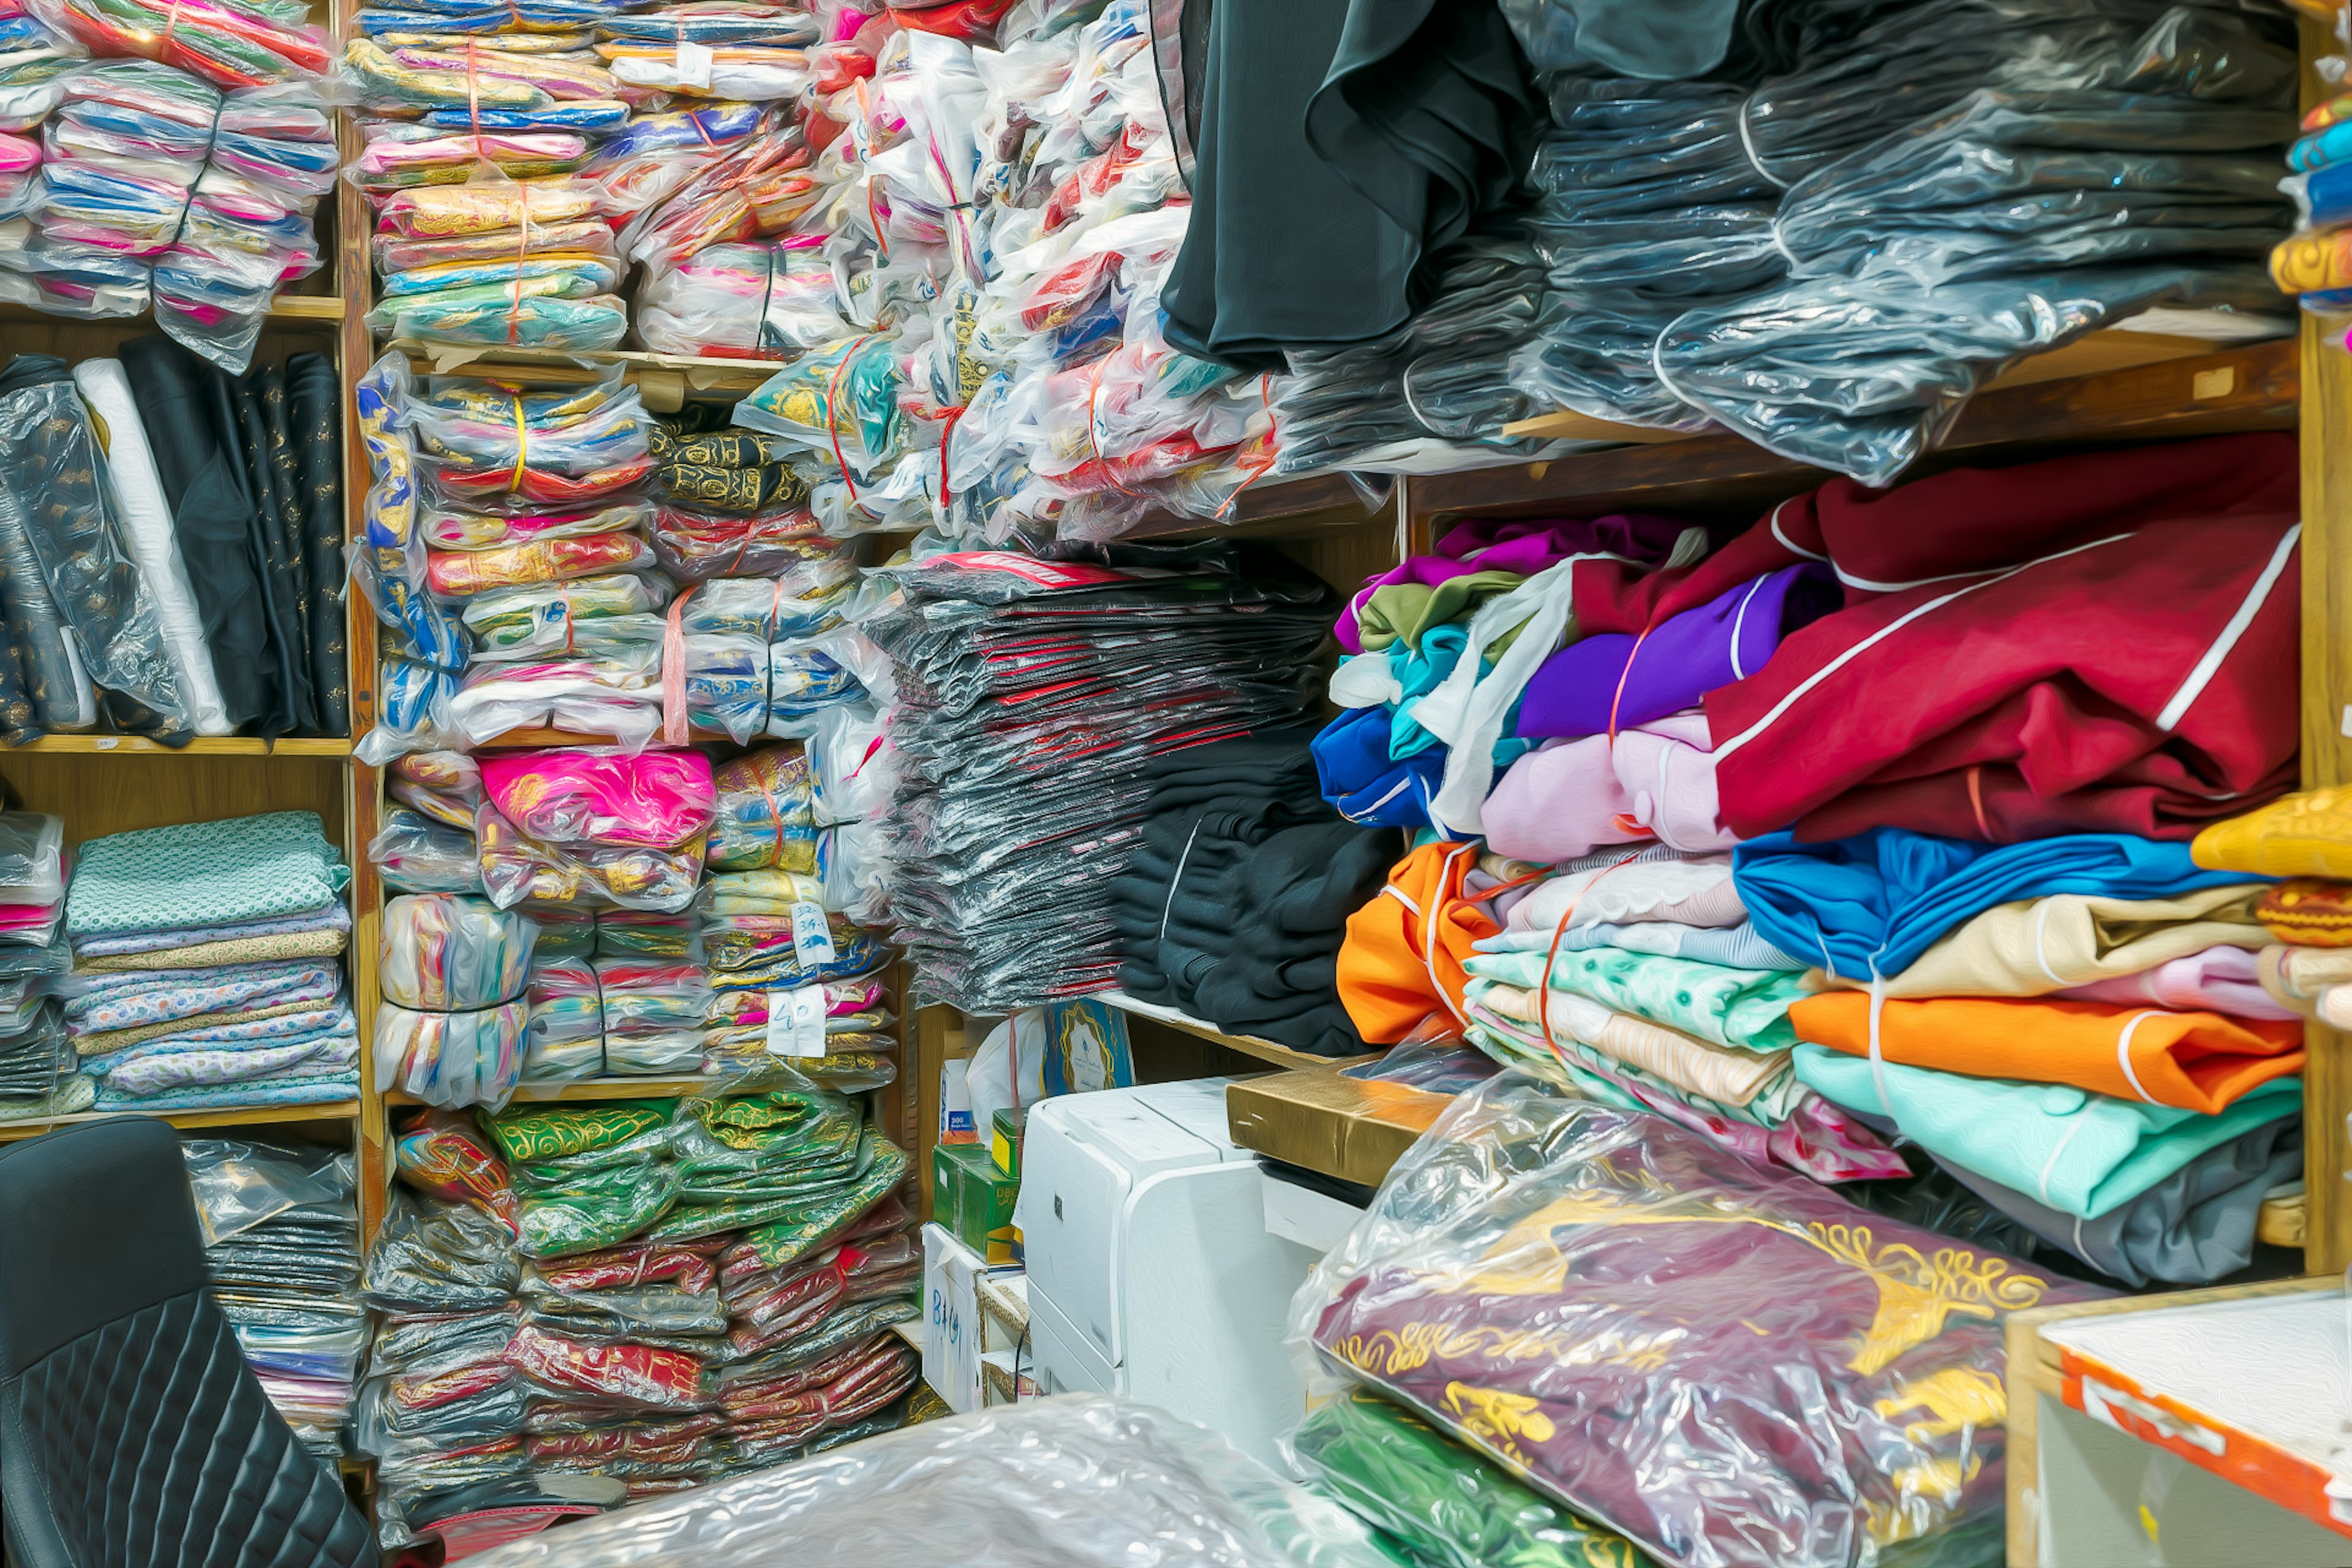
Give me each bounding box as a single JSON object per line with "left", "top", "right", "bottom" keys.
{"left": 990, "top": 1106, "right": 1028, "bottom": 1182}
{"left": 935, "top": 1143, "right": 1019, "bottom": 1265}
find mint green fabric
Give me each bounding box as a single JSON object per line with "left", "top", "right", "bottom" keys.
{"left": 66, "top": 812, "right": 349, "bottom": 937}
{"left": 1793, "top": 1044, "right": 2304, "bottom": 1219}
{"left": 1465, "top": 948, "right": 1812, "bottom": 1054}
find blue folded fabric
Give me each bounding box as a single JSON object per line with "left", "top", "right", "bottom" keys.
{"left": 1733, "top": 826, "right": 2263, "bottom": 980}
{"left": 1311, "top": 705, "right": 1442, "bottom": 828}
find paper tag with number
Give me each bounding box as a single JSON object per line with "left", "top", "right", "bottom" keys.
{"left": 791, "top": 900, "right": 837, "bottom": 967}
{"left": 765, "top": 985, "right": 827, "bottom": 1058}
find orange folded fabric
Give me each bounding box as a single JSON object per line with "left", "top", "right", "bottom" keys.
{"left": 1336, "top": 841, "right": 1499, "bottom": 1044}
{"left": 1788, "top": 992, "right": 2304, "bottom": 1114}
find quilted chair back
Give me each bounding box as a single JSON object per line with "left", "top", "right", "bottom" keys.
{"left": 0, "top": 1117, "right": 371, "bottom": 1568}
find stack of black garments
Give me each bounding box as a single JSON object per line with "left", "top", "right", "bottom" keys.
{"left": 1161, "top": 0, "right": 1534, "bottom": 369}
{"left": 119, "top": 334, "right": 349, "bottom": 741}
{"left": 869, "top": 543, "right": 1334, "bottom": 1013}
{"left": 1113, "top": 731, "right": 1398, "bottom": 1058}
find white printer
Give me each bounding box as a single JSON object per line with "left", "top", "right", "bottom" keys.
{"left": 1012, "top": 1077, "right": 1317, "bottom": 1466}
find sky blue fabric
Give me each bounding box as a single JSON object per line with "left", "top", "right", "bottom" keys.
{"left": 1733, "top": 827, "right": 2262, "bottom": 981}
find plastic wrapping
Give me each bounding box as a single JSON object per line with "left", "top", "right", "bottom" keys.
{"left": 32, "top": 0, "right": 328, "bottom": 87}
{"left": 374, "top": 997, "right": 528, "bottom": 1109}
{"left": 393, "top": 1107, "right": 516, "bottom": 1221}
{"left": 476, "top": 801, "right": 707, "bottom": 913}
{"left": 636, "top": 240, "right": 850, "bottom": 356}
{"left": 522, "top": 956, "right": 603, "bottom": 1081}
{"left": 707, "top": 744, "right": 819, "bottom": 872}
{"left": 461, "top": 571, "right": 671, "bottom": 658}
{"left": 1295, "top": 1073, "right": 2108, "bottom": 1568}
{"left": 371, "top": 807, "right": 484, "bottom": 895}
{"left": 382, "top": 892, "right": 537, "bottom": 1009}
{"left": 449, "top": 1396, "right": 1403, "bottom": 1568}
{"left": 480, "top": 748, "right": 715, "bottom": 850}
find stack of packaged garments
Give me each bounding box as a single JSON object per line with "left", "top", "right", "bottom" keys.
{"left": 0, "top": 811, "right": 74, "bottom": 1117}
{"left": 0, "top": 29, "right": 336, "bottom": 369}
{"left": 1493, "top": 0, "right": 2297, "bottom": 484}
{"left": 183, "top": 1135, "right": 368, "bottom": 1460}
{"left": 1110, "top": 729, "right": 1399, "bottom": 1058}
{"left": 61, "top": 810, "right": 356, "bottom": 1112}
{"left": 360, "top": 1082, "right": 919, "bottom": 1555}
{"left": 2272, "top": 45, "right": 2352, "bottom": 317}
{"left": 376, "top": 891, "right": 538, "bottom": 1107}
{"left": 1297, "top": 1076, "right": 2107, "bottom": 1568}
{"left": 869, "top": 542, "right": 1335, "bottom": 1012}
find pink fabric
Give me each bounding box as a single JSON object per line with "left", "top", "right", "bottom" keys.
{"left": 2057, "top": 945, "right": 2297, "bottom": 1022}
{"left": 478, "top": 748, "right": 716, "bottom": 850}
{"left": 1482, "top": 712, "right": 1738, "bottom": 863}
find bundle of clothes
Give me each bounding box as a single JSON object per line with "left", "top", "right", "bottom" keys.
{"left": 61, "top": 811, "right": 356, "bottom": 1114}
{"left": 0, "top": 810, "right": 68, "bottom": 1117}
{"left": 358, "top": 1084, "right": 918, "bottom": 1557}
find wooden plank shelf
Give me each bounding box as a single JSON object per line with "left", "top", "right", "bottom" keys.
{"left": 0, "top": 1100, "right": 361, "bottom": 1142}
{"left": 1412, "top": 337, "right": 2299, "bottom": 524}
{"left": 391, "top": 338, "right": 788, "bottom": 409}
{"left": 1117, "top": 470, "right": 1399, "bottom": 545}
{"left": 1095, "top": 989, "right": 1373, "bottom": 1073}
{"left": 385, "top": 1077, "right": 719, "bottom": 1107}
{"left": 2, "top": 736, "right": 355, "bottom": 756}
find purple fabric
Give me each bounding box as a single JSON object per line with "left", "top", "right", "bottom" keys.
{"left": 1515, "top": 564, "right": 1840, "bottom": 739}
{"left": 1335, "top": 514, "right": 1693, "bottom": 654}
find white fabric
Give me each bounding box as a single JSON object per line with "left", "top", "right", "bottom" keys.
{"left": 1329, "top": 651, "right": 1400, "bottom": 709}
{"left": 1500, "top": 846, "right": 1746, "bottom": 935}
{"left": 72, "top": 359, "right": 233, "bottom": 734}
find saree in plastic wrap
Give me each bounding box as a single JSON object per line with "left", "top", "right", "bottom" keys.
{"left": 1295, "top": 1074, "right": 2108, "bottom": 1568}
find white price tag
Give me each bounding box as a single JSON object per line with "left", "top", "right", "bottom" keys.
{"left": 790, "top": 900, "right": 837, "bottom": 967}
{"left": 676, "top": 39, "right": 714, "bottom": 89}
{"left": 764, "top": 986, "right": 827, "bottom": 1058}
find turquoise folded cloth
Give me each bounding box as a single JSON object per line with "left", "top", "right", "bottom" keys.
{"left": 65, "top": 811, "right": 350, "bottom": 937}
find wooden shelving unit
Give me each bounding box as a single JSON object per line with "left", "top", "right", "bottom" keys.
{"left": 1095, "top": 991, "right": 1374, "bottom": 1073}
{"left": 0, "top": 1100, "right": 362, "bottom": 1142}
{"left": 6, "top": 736, "right": 357, "bottom": 756}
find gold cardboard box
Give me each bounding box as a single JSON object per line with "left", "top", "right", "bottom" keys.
{"left": 1224, "top": 1062, "right": 1452, "bottom": 1188}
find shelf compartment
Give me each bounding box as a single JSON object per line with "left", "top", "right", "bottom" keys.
{"left": 0, "top": 1100, "right": 361, "bottom": 1142}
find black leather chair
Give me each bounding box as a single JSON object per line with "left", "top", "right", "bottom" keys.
{"left": 0, "top": 1118, "right": 372, "bottom": 1568}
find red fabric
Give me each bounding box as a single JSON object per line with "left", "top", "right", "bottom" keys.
{"left": 1558, "top": 433, "right": 2304, "bottom": 842}
{"left": 1571, "top": 432, "right": 2297, "bottom": 636}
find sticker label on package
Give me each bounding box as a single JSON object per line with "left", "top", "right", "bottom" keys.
{"left": 766, "top": 984, "right": 827, "bottom": 1058}
{"left": 791, "top": 900, "right": 837, "bottom": 967}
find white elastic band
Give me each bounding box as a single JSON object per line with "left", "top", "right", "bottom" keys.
{"left": 1865, "top": 967, "right": 1893, "bottom": 1120}
{"left": 2037, "top": 1115, "right": 2089, "bottom": 1208}
{"left": 2113, "top": 1010, "right": 2163, "bottom": 1105}
{"left": 1733, "top": 91, "right": 1790, "bottom": 189}
{"left": 2031, "top": 900, "right": 2065, "bottom": 989}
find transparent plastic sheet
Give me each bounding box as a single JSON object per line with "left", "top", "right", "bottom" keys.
{"left": 182, "top": 1134, "right": 345, "bottom": 1242}
{"left": 351, "top": 350, "right": 470, "bottom": 766}
{"left": 421, "top": 499, "right": 650, "bottom": 553}
{"left": 635, "top": 239, "right": 851, "bottom": 356}
{"left": 0, "top": 810, "right": 64, "bottom": 901}
{"left": 479, "top": 748, "right": 715, "bottom": 850}
{"left": 360, "top": 175, "right": 628, "bottom": 352}
{"left": 0, "top": 375, "right": 193, "bottom": 737}
{"left": 374, "top": 997, "right": 528, "bottom": 1109}
{"left": 1292, "top": 1072, "right": 2110, "bottom": 1568}
{"left": 460, "top": 571, "right": 671, "bottom": 659}
{"left": 361, "top": 1189, "right": 523, "bottom": 1314}
{"left": 522, "top": 956, "right": 603, "bottom": 1080}
{"left": 707, "top": 744, "right": 820, "bottom": 872}
{"left": 475, "top": 800, "right": 706, "bottom": 913}
{"left": 382, "top": 892, "right": 537, "bottom": 1009}
{"left": 456, "top": 1396, "right": 1403, "bottom": 1568}
{"left": 371, "top": 807, "right": 484, "bottom": 894}
{"left": 392, "top": 1106, "right": 516, "bottom": 1222}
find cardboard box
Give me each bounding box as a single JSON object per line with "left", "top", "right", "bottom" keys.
{"left": 990, "top": 1106, "right": 1028, "bottom": 1180}
{"left": 920, "top": 1223, "right": 985, "bottom": 1413}
{"left": 1224, "top": 1061, "right": 1453, "bottom": 1189}
{"left": 935, "top": 1143, "right": 1020, "bottom": 1265}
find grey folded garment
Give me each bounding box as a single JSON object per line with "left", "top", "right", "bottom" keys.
{"left": 1844, "top": 1101, "right": 2299, "bottom": 1287}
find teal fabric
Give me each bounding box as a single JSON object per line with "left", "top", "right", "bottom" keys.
{"left": 1793, "top": 1044, "right": 2305, "bottom": 1220}
{"left": 1466, "top": 948, "right": 1810, "bottom": 1054}
{"left": 66, "top": 811, "right": 350, "bottom": 937}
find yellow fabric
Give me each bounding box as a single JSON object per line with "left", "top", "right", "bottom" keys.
{"left": 2193, "top": 786, "right": 2352, "bottom": 878}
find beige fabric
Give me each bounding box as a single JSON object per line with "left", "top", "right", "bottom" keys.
{"left": 1479, "top": 981, "right": 1789, "bottom": 1108}
{"left": 73, "top": 998, "right": 335, "bottom": 1057}
{"left": 77, "top": 929, "right": 349, "bottom": 972}
{"left": 2254, "top": 946, "right": 2352, "bottom": 1030}
{"left": 1825, "top": 884, "right": 2268, "bottom": 1000}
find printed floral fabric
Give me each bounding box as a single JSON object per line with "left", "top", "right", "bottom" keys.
{"left": 1466, "top": 947, "right": 1818, "bottom": 1054}
{"left": 71, "top": 997, "right": 342, "bottom": 1057}
{"left": 64, "top": 961, "right": 342, "bottom": 1034}
{"left": 75, "top": 929, "right": 350, "bottom": 971}
{"left": 102, "top": 1033, "right": 360, "bottom": 1098}
{"left": 70, "top": 903, "right": 352, "bottom": 957}
{"left": 89, "top": 1074, "right": 358, "bottom": 1112}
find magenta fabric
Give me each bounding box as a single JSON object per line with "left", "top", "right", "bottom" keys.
{"left": 1334, "top": 513, "right": 1692, "bottom": 652}
{"left": 478, "top": 749, "right": 717, "bottom": 850}
{"left": 1516, "top": 564, "right": 1838, "bottom": 739}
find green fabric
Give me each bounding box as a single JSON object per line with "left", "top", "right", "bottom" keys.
{"left": 649, "top": 1125, "right": 901, "bottom": 1241}
{"left": 1291, "top": 1389, "right": 1656, "bottom": 1568}
{"left": 1466, "top": 949, "right": 1809, "bottom": 1054}
{"left": 1359, "top": 573, "right": 1524, "bottom": 653}
{"left": 1794, "top": 1046, "right": 2304, "bottom": 1220}
{"left": 722, "top": 1131, "right": 911, "bottom": 1265}
{"left": 65, "top": 811, "right": 349, "bottom": 936}
{"left": 514, "top": 1158, "right": 682, "bottom": 1260}
{"left": 484, "top": 1100, "right": 673, "bottom": 1163}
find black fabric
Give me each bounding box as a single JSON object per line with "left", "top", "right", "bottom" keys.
{"left": 285, "top": 355, "right": 348, "bottom": 737}
{"left": 118, "top": 336, "right": 273, "bottom": 733}
{"left": 1113, "top": 729, "right": 1398, "bottom": 1057}
{"left": 0, "top": 1117, "right": 371, "bottom": 1568}
{"left": 231, "top": 375, "right": 311, "bottom": 736}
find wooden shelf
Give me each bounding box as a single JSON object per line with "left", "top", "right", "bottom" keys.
{"left": 3, "top": 735, "right": 355, "bottom": 756}
{"left": 390, "top": 338, "right": 785, "bottom": 408}
{"left": 1095, "top": 989, "right": 1374, "bottom": 1072}
{"left": 1119, "top": 470, "right": 1397, "bottom": 545}
{"left": 0, "top": 1099, "right": 361, "bottom": 1141}
{"left": 1414, "top": 337, "right": 2299, "bottom": 522}
{"left": 469, "top": 726, "right": 741, "bottom": 752}
{"left": 385, "top": 1077, "right": 717, "bottom": 1107}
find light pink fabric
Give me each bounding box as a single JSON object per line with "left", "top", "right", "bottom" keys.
{"left": 2057, "top": 945, "right": 2298, "bottom": 1022}
{"left": 1482, "top": 710, "right": 1740, "bottom": 863}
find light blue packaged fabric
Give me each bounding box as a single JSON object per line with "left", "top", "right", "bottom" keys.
{"left": 1793, "top": 1043, "right": 2302, "bottom": 1219}
{"left": 1734, "top": 827, "right": 2258, "bottom": 981}
{"left": 66, "top": 811, "right": 350, "bottom": 937}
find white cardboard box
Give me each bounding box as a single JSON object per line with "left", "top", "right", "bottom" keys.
{"left": 921, "top": 1222, "right": 1024, "bottom": 1413}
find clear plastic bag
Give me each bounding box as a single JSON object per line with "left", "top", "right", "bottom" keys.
{"left": 1293, "top": 1072, "right": 2109, "bottom": 1568}
{"left": 480, "top": 748, "right": 716, "bottom": 850}
{"left": 460, "top": 571, "right": 672, "bottom": 658}
{"left": 523, "top": 957, "right": 604, "bottom": 1081}
{"left": 382, "top": 892, "right": 537, "bottom": 1009}
{"left": 370, "top": 807, "right": 484, "bottom": 895}
{"left": 374, "top": 997, "right": 529, "bottom": 1109}
{"left": 734, "top": 335, "right": 903, "bottom": 478}
{"left": 635, "top": 239, "right": 851, "bottom": 356}
{"left": 450, "top": 1396, "right": 1404, "bottom": 1568}
{"left": 362, "top": 1189, "right": 523, "bottom": 1314}
{"left": 707, "top": 745, "right": 820, "bottom": 872}
{"left": 475, "top": 801, "right": 706, "bottom": 914}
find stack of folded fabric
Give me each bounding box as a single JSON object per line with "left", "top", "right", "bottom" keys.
{"left": 1111, "top": 729, "right": 1398, "bottom": 1058}
{"left": 359, "top": 1086, "right": 918, "bottom": 1553}
{"left": 0, "top": 810, "right": 70, "bottom": 1118}
{"left": 62, "top": 811, "right": 356, "bottom": 1113}
{"left": 870, "top": 543, "right": 1335, "bottom": 1012}
{"left": 183, "top": 1136, "right": 367, "bottom": 1460}
{"left": 375, "top": 892, "right": 537, "bottom": 1107}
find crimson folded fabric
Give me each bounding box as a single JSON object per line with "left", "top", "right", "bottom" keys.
{"left": 1789, "top": 992, "right": 2304, "bottom": 1114}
